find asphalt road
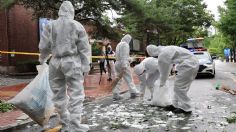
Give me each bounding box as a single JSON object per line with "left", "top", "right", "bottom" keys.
{"left": 8, "top": 60, "right": 236, "bottom": 132}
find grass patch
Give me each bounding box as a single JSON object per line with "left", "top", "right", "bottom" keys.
{"left": 0, "top": 100, "right": 15, "bottom": 113}
{"left": 226, "top": 113, "right": 236, "bottom": 124}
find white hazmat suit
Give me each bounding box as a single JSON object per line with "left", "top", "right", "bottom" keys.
{"left": 113, "top": 34, "right": 139, "bottom": 100}
{"left": 146, "top": 45, "right": 199, "bottom": 113}
{"left": 39, "top": 1, "right": 90, "bottom": 131}
{"left": 133, "top": 57, "right": 159, "bottom": 100}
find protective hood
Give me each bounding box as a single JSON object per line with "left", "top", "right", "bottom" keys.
{"left": 58, "top": 1, "right": 75, "bottom": 19}
{"left": 107, "top": 45, "right": 112, "bottom": 51}
{"left": 146, "top": 45, "right": 164, "bottom": 57}
{"left": 121, "top": 34, "right": 132, "bottom": 44}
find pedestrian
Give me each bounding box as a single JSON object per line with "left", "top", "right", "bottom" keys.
{"left": 38, "top": 1, "right": 90, "bottom": 131}
{"left": 105, "top": 44, "right": 116, "bottom": 81}
{"left": 113, "top": 34, "right": 140, "bottom": 100}
{"left": 99, "top": 50, "right": 107, "bottom": 75}
{"left": 146, "top": 45, "right": 199, "bottom": 114}
{"left": 133, "top": 57, "right": 159, "bottom": 101}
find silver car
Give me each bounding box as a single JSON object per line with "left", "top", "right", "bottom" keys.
{"left": 193, "top": 51, "right": 215, "bottom": 78}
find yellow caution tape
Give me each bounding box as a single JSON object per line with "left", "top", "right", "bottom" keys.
{"left": 0, "top": 51, "right": 145, "bottom": 59}
{"left": 0, "top": 51, "right": 40, "bottom": 56}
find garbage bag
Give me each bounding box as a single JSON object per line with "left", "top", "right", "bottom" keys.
{"left": 151, "top": 82, "right": 172, "bottom": 107}
{"left": 8, "top": 63, "right": 54, "bottom": 126}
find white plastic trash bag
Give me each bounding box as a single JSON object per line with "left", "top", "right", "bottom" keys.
{"left": 8, "top": 63, "right": 54, "bottom": 126}
{"left": 151, "top": 82, "right": 172, "bottom": 107}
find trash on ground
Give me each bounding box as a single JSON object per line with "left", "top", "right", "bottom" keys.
{"left": 226, "top": 114, "right": 236, "bottom": 123}
{"left": 167, "top": 111, "right": 174, "bottom": 117}
{"left": 16, "top": 113, "right": 29, "bottom": 120}
{"left": 220, "top": 85, "right": 236, "bottom": 95}
{"left": 181, "top": 126, "right": 191, "bottom": 130}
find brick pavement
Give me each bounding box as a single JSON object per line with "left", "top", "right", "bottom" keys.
{"left": 0, "top": 71, "right": 140, "bottom": 130}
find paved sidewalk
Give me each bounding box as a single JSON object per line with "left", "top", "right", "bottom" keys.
{"left": 0, "top": 71, "right": 139, "bottom": 130}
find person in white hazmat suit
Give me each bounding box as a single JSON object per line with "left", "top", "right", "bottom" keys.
{"left": 38, "top": 1, "right": 90, "bottom": 131}
{"left": 113, "top": 34, "right": 140, "bottom": 100}
{"left": 133, "top": 57, "right": 159, "bottom": 101}
{"left": 146, "top": 45, "right": 199, "bottom": 114}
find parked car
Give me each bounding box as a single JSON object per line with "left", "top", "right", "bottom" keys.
{"left": 193, "top": 51, "right": 215, "bottom": 78}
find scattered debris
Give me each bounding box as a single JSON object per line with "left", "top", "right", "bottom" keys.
{"left": 181, "top": 126, "right": 191, "bottom": 130}
{"left": 207, "top": 105, "right": 212, "bottom": 109}
{"left": 215, "top": 82, "right": 221, "bottom": 90}
{"left": 220, "top": 106, "right": 228, "bottom": 109}
{"left": 16, "top": 113, "right": 29, "bottom": 120}
{"left": 220, "top": 85, "right": 236, "bottom": 95}
{"left": 167, "top": 111, "right": 174, "bottom": 117}
{"left": 226, "top": 114, "right": 236, "bottom": 124}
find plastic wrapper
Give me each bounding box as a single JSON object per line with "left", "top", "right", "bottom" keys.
{"left": 8, "top": 64, "right": 54, "bottom": 126}
{"left": 151, "top": 82, "right": 172, "bottom": 107}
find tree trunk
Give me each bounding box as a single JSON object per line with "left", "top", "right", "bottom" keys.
{"left": 233, "top": 46, "right": 236, "bottom": 63}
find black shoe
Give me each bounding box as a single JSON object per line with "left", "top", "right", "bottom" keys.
{"left": 130, "top": 93, "right": 140, "bottom": 99}
{"left": 107, "top": 78, "right": 112, "bottom": 81}
{"left": 173, "top": 108, "right": 192, "bottom": 114}
{"left": 113, "top": 94, "right": 123, "bottom": 101}
{"left": 164, "top": 105, "right": 177, "bottom": 111}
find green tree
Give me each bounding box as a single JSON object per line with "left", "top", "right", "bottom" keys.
{"left": 204, "top": 34, "right": 232, "bottom": 57}
{"left": 218, "top": 0, "right": 236, "bottom": 61}
{"left": 1, "top": 0, "right": 213, "bottom": 45}
{"left": 117, "top": 0, "right": 213, "bottom": 46}
{"left": 0, "top": 0, "right": 124, "bottom": 40}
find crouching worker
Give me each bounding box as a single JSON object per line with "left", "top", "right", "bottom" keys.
{"left": 39, "top": 1, "right": 90, "bottom": 131}
{"left": 133, "top": 57, "right": 159, "bottom": 101}
{"left": 146, "top": 45, "right": 199, "bottom": 114}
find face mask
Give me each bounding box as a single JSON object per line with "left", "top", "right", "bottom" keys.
{"left": 107, "top": 47, "right": 111, "bottom": 52}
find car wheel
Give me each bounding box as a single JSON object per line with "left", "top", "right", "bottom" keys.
{"left": 210, "top": 74, "right": 215, "bottom": 78}
{"left": 210, "top": 69, "right": 215, "bottom": 78}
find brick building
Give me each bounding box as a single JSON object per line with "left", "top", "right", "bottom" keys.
{"left": 0, "top": 5, "right": 38, "bottom": 73}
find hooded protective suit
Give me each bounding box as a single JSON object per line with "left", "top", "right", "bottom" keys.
{"left": 105, "top": 45, "right": 116, "bottom": 80}
{"left": 113, "top": 34, "right": 139, "bottom": 99}
{"left": 146, "top": 45, "right": 199, "bottom": 112}
{"left": 39, "top": 1, "right": 90, "bottom": 131}
{"left": 133, "top": 57, "right": 159, "bottom": 100}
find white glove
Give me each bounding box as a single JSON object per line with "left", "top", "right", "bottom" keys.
{"left": 82, "top": 65, "right": 90, "bottom": 73}
{"left": 83, "top": 72, "right": 89, "bottom": 77}
{"left": 38, "top": 57, "right": 46, "bottom": 65}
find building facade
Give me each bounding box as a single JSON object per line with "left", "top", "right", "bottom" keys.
{"left": 0, "top": 5, "right": 38, "bottom": 73}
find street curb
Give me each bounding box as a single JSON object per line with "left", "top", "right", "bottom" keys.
{"left": 0, "top": 118, "right": 33, "bottom": 131}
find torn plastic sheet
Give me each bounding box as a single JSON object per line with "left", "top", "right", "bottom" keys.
{"left": 181, "top": 126, "right": 191, "bottom": 130}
